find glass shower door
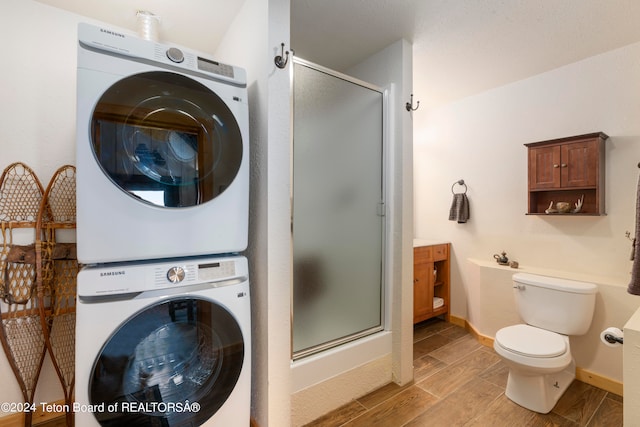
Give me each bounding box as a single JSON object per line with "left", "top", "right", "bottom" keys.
{"left": 292, "top": 59, "right": 385, "bottom": 359}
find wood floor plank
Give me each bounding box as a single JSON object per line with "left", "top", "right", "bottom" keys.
{"left": 416, "top": 347, "right": 501, "bottom": 398}
{"left": 605, "top": 392, "right": 623, "bottom": 403}
{"left": 478, "top": 359, "right": 510, "bottom": 389}
{"left": 585, "top": 397, "right": 623, "bottom": 427}
{"left": 464, "top": 394, "right": 537, "bottom": 426}
{"left": 302, "top": 400, "right": 367, "bottom": 427}
{"left": 527, "top": 411, "right": 580, "bottom": 426}
{"left": 429, "top": 333, "right": 482, "bottom": 364}
{"left": 342, "top": 386, "right": 438, "bottom": 427}
{"left": 413, "top": 354, "right": 447, "bottom": 383}
{"left": 356, "top": 381, "right": 411, "bottom": 409}
{"left": 33, "top": 417, "right": 69, "bottom": 427}
{"left": 413, "top": 319, "right": 453, "bottom": 342}
{"left": 437, "top": 324, "right": 468, "bottom": 341}
{"left": 412, "top": 333, "right": 452, "bottom": 359}
{"left": 413, "top": 334, "right": 452, "bottom": 360}
{"left": 552, "top": 380, "right": 607, "bottom": 425}
{"left": 405, "top": 377, "right": 503, "bottom": 427}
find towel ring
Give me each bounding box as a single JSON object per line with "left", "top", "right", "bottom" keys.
{"left": 451, "top": 179, "right": 467, "bottom": 194}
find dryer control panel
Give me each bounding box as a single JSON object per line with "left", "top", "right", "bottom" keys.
{"left": 78, "top": 256, "right": 248, "bottom": 298}
{"left": 78, "top": 22, "right": 245, "bottom": 85}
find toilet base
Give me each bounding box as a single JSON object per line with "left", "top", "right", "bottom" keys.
{"left": 504, "top": 360, "right": 575, "bottom": 414}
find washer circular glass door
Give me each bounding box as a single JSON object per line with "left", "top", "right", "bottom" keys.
{"left": 91, "top": 71, "right": 243, "bottom": 208}
{"left": 89, "top": 297, "right": 244, "bottom": 426}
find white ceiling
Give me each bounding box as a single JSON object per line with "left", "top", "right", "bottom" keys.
{"left": 37, "top": 0, "right": 640, "bottom": 109}
{"left": 291, "top": 0, "right": 640, "bottom": 109}
{"left": 35, "top": 0, "right": 245, "bottom": 54}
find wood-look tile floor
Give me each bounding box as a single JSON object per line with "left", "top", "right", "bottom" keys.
{"left": 34, "top": 417, "right": 68, "bottom": 427}
{"left": 304, "top": 319, "right": 623, "bottom": 427}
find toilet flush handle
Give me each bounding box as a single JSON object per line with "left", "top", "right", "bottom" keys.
{"left": 513, "top": 284, "right": 525, "bottom": 290}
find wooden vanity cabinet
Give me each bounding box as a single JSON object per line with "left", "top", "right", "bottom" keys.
{"left": 413, "top": 243, "right": 450, "bottom": 324}
{"left": 525, "top": 132, "right": 607, "bottom": 215}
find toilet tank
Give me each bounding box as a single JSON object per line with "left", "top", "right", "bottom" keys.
{"left": 513, "top": 273, "right": 597, "bottom": 335}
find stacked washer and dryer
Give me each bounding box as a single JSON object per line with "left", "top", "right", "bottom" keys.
{"left": 74, "top": 23, "right": 251, "bottom": 426}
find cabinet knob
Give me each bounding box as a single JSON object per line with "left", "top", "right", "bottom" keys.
{"left": 561, "top": 163, "right": 567, "bottom": 168}
{"left": 553, "top": 164, "right": 559, "bottom": 168}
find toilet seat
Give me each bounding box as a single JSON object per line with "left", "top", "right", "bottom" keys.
{"left": 495, "top": 324, "right": 566, "bottom": 358}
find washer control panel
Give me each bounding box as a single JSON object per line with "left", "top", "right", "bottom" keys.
{"left": 166, "top": 266, "right": 186, "bottom": 283}
{"left": 159, "top": 261, "right": 236, "bottom": 286}
{"left": 166, "top": 47, "right": 185, "bottom": 63}
{"left": 198, "top": 260, "right": 236, "bottom": 281}
{"left": 78, "top": 256, "right": 247, "bottom": 297}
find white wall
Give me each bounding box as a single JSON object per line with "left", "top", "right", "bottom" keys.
{"left": 414, "top": 40, "right": 640, "bottom": 384}
{"left": 218, "top": 0, "right": 295, "bottom": 425}
{"left": 348, "top": 39, "right": 414, "bottom": 387}
{"left": 263, "top": 1, "right": 294, "bottom": 425}
{"left": 215, "top": 1, "right": 289, "bottom": 426}
{"left": 0, "top": 0, "right": 89, "bottom": 409}
{"left": 1, "top": 1, "right": 78, "bottom": 178}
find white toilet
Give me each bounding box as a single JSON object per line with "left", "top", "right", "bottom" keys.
{"left": 493, "top": 272, "right": 597, "bottom": 414}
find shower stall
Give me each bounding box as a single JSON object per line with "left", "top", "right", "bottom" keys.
{"left": 291, "top": 57, "right": 388, "bottom": 361}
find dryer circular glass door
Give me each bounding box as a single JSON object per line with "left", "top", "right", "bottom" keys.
{"left": 89, "top": 297, "right": 244, "bottom": 426}
{"left": 91, "top": 71, "right": 243, "bottom": 208}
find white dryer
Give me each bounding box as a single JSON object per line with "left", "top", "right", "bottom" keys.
{"left": 75, "top": 255, "right": 251, "bottom": 426}
{"left": 76, "top": 23, "right": 249, "bottom": 264}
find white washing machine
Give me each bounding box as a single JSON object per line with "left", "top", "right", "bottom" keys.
{"left": 75, "top": 255, "right": 250, "bottom": 426}
{"left": 76, "top": 23, "right": 249, "bottom": 264}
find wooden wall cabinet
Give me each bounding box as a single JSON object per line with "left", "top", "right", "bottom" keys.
{"left": 525, "top": 132, "right": 608, "bottom": 215}
{"left": 413, "top": 242, "right": 450, "bottom": 324}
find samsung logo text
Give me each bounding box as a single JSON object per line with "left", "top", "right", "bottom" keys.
{"left": 100, "top": 28, "right": 125, "bottom": 38}
{"left": 100, "top": 271, "right": 126, "bottom": 277}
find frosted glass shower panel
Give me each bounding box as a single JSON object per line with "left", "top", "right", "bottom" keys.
{"left": 292, "top": 61, "right": 384, "bottom": 357}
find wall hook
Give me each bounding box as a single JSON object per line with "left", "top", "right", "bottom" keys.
{"left": 274, "top": 43, "right": 292, "bottom": 69}
{"left": 405, "top": 94, "right": 420, "bottom": 112}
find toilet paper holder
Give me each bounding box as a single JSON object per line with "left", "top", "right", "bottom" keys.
{"left": 604, "top": 333, "right": 624, "bottom": 345}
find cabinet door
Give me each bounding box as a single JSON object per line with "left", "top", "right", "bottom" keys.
{"left": 529, "top": 145, "right": 561, "bottom": 189}
{"left": 413, "top": 261, "right": 433, "bottom": 323}
{"left": 561, "top": 140, "right": 597, "bottom": 188}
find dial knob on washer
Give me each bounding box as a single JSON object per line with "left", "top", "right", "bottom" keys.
{"left": 167, "top": 266, "right": 186, "bottom": 283}
{"left": 166, "top": 47, "right": 185, "bottom": 63}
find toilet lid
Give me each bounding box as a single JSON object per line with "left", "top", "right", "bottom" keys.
{"left": 496, "top": 324, "right": 566, "bottom": 358}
